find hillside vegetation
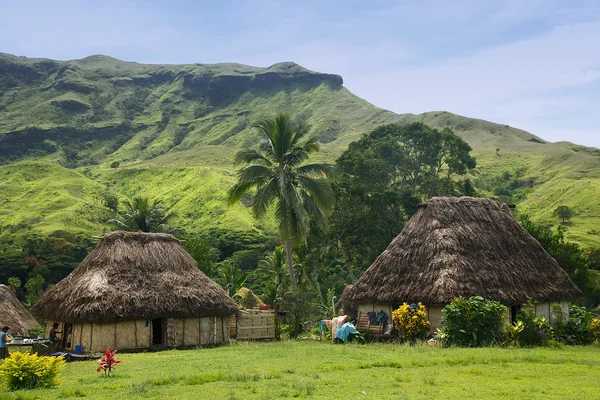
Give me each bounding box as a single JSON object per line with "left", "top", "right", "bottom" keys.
{"left": 1, "top": 52, "right": 599, "bottom": 248}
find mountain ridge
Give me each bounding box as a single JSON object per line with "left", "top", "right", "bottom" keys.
{"left": 0, "top": 53, "right": 599, "bottom": 249}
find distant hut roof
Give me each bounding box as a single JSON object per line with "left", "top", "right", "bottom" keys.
{"left": 32, "top": 231, "right": 237, "bottom": 323}
{"left": 0, "top": 285, "right": 40, "bottom": 336}
{"left": 339, "top": 197, "right": 582, "bottom": 306}
{"left": 234, "top": 287, "right": 266, "bottom": 308}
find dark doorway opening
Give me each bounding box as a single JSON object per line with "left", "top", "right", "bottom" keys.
{"left": 63, "top": 323, "right": 73, "bottom": 349}
{"left": 152, "top": 319, "right": 164, "bottom": 345}
{"left": 510, "top": 305, "right": 521, "bottom": 323}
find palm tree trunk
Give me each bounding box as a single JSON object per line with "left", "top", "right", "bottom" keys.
{"left": 285, "top": 240, "right": 298, "bottom": 294}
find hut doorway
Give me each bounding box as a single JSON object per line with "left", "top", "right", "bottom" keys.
{"left": 510, "top": 305, "right": 522, "bottom": 323}
{"left": 152, "top": 319, "right": 164, "bottom": 346}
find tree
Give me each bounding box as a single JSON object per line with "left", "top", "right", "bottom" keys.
{"left": 216, "top": 261, "right": 247, "bottom": 297}
{"left": 255, "top": 246, "right": 288, "bottom": 297}
{"left": 328, "top": 122, "right": 475, "bottom": 277}
{"left": 519, "top": 215, "right": 595, "bottom": 306}
{"left": 554, "top": 205, "right": 574, "bottom": 223}
{"left": 110, "top": 161, "right": 120, "bottom": 169}
{"left": 7, "top": 277, "right": 21, "bottom": 293}
{"left": 227, "top": 112, "right": 336, "bottom": 293}
{"left": 25, "top": 275, "right": 45, "bottom": 306}
{"left": 111, "top": 196, "right": 176, "bottom": 233}
{"left": 183, "top": 235, "right": 219, "bottom": 278}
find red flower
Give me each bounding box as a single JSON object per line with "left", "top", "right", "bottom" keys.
{"left": 96, "top": 349, "right": 122, "bottom": 376}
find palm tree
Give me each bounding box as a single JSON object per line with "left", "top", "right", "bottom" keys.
{"left": 228, "top": 112, "right": 335, "bottom": 293}
{"left": 216, "top": 261, "right": 247, "bottom": 297}
{"left": 255, "top": 246, "right": 288, "bottom": 302}
{"left": 111, "top": 196, "right": 175, "bottom": 233}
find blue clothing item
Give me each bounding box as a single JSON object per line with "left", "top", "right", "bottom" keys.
{"left": 335, "top": 322, "right": 359, "bottom": 342}
{"left": 0, "top": 332, "right": 6, "bottom": 348}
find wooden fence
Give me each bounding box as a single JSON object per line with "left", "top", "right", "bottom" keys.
{"left": 230, "top": 309, "right": 276, "bottom": 340}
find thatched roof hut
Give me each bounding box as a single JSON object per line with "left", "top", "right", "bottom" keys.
{"left": 32, "top": 231, "right": 237, "bottom": 351}
{"left": 0, "top": 285, "right": 40, "bottom": 336}
{"left": 339, "top": 197, "right": 582, "bottom": 329}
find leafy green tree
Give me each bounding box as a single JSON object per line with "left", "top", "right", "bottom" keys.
{"left": 227, "top": 112, "right": 335, "bottom": 293}
{"left": 554, "top": 205, "right": 575, "bottom": 223}
{"left": 25, "top": 275, "right": 45, "bottom": 306}
{"left": 7, "top": 277, "right": 21, "bottom": 293}
{"left": 588, "top": 248, "right": 600, "bottom": 270}
{"left": 328, "top": 122, "right": 476, "bottom": 277}
{"left": 111, "top": 196, "right": 176, "bottom": 233}
{"left": 183, "top": 235, "right": 219, "bottom": 278}
{"left": 519, "top": 215, "right": 596, "bottom": 306}
{"left": 110, "top": 161, "right": 120, "bottom": 169}
{"left": 103, "top": 193, "right": 120, "bottom": 213}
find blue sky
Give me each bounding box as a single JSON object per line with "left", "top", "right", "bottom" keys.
{"left": 1, "top": 0, "right": 599, "bottom": 147}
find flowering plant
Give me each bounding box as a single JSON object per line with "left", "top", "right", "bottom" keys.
{"left": 590, "top": 318, "right": 600, "bottom": 342}
{"left": 0, "top": 352, "right": 65, "bottom": 389}
{"left": 96, "top": 349, "right": 121, "bottom": 376}
{"left": 392, "top": 302, "right": 430, "bottom": 342}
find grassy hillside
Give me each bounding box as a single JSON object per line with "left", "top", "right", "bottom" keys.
{"left": 1, "top": 53, "right": 599, "bottom": 248}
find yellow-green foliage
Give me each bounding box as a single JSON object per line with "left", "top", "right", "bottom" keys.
{"left": 590, "top": 318, "right": 600, "bottom": 342}
{"left": 392, "top": 303, "right": 430, "bottom": 342}
{"left": 0, "top": 352, "right": 65, "bottom": 390}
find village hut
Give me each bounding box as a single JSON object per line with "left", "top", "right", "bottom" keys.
{"left": 338, "top": 197, "right": 582, "bottom": 332}
{"left": 32, "top": 231, "right": 237, "bottom": 352}
{"left": 0, "top": 284, "right": 40, "bottom": 336}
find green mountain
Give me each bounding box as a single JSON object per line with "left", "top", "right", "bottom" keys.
{"left": 1, "top": 52, "right": 599, "bottom": 248}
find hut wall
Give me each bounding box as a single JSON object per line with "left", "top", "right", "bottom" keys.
{"left": 427, "top": 306, "right": 444, "bottom": 333}
{"left": 55, "top": 316, "right": 230, "bottom": 352}
{"left": 115, "top": 321, "right": 139, "bottom": 349}
{"left": 183, "top": 317, "right": 200, "bottom": 346}
{"left": 136, "top": 320, "right": 151, "bottom": 348}
{"left": 358, "top": 303, "right": 393, "bottom": 317}
{"left": 536, "top": 301, "right": 569, "bottom": 323}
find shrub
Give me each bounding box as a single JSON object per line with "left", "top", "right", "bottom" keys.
{"left": 590, "top": 318, "right": 600, "bottom": 342}
{"left": 0, "top": 352, "right": 65, "bottom": 390}
{"left": 28, "top": 326, "right": 45, "bottom": 338}
{"left": 510, "top": 301, "right": 552, "bottom": 346}
{"left": 439, "top": 296, "right": 507, "bottom": 347}
{"left": 564, "top": 304, "right": 595, "bottom": 345}
{"left": 392, "top": 303, "right": 430, "bottom": 342}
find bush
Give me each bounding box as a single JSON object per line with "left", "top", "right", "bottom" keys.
{"left": 28, "top": 326, "right": 45, "bottom": 338}
{"left": 510, "top": 301, "right": 552, "bottom": 346}
{"left": 439, "top": 296, "right": 507, "bottom": 347}
{"left": 590, "top": 318, "right": 600, "bottom": 342}
{"left": 0, "top": 352, "right": 65, "bottom": 390}
{"left": 392, "top": 303, "right": 429, "bottom": 342}
{"left": 564, "top": 304, "right": 595, "bottom": 345}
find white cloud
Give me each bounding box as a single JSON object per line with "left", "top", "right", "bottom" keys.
{"left": 341, "top": 21, "right": 600, "bottom": 147}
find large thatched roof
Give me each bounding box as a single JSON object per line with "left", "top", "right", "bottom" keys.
{"left": 0, "top": 284, "right": 40, "bottom": 336}
{"left": 32, "top": 231, "right": 237, "bottom": 322}
{"left": 339, "top": 197, "right": 582, "bottom": 306}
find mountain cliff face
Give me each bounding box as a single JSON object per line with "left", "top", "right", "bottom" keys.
{"left": 0, "top": 53, "right": 599, "bottom": 248}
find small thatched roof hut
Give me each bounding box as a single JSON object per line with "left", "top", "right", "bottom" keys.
{"left": 32, "top": 231, "right": 237, "bottom": 352}
{"left": 339, "top": 197, "right": 582, "bottom": 331}
{"left": 0, "top": 284, "right": 40, "bottom": 336}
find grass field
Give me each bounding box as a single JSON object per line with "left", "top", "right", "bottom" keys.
{"left": 1, "top": 341, "right": 599, "bottom": 399}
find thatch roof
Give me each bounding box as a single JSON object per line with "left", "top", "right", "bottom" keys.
{"left": 234, "top": 287, "right": 266, "bottom": 308}
{"left": 0, "top": 285, "right": 40, "bottom": 336}
{"left": 32, "top": 231, "right": 237, "bottom": 323}
{"left": 339, "top": 197, "right": 582, "bottom": 306}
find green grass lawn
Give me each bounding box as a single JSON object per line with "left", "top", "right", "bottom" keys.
{"left": 1, "top": 341, "right": 599, "bottom": 399}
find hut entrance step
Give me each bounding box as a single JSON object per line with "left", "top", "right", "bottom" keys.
{"left": 151, "top": 319, "right": 164, "bottom": 345}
